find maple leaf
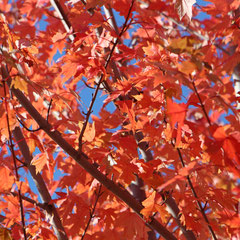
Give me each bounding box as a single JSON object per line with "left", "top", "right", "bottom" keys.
{"left": 31, "top": 153, "right": 47, "bottom": 174}
{"left": 141, "top": 191, "right": 168, "bottom": 223}
{"left": 116, "top": 100, "right": 136, "bottom": 131}
{"left": 175, "top": 0, "right": 196, "bottom": 20}
{"left": 141, "top": 191, "right": 157, "bottom": 220}
{"left": 0, "top": 167, "right": 14, "bottom": 192}
{"left": 178, "top": 161, "right": 198, "bottom": 176}
{"left": 116, "top": 211, "right": 148, "bottom": 239}
{"left": 178, "top": 60, "right": 197, "bottom": 75}
{"left": 1, "top": 0, "right": 240, "bottom": 238}
{"left": 166, "top": 98, "right": 187, "bottom": 146}
{"left": 10, "top": 75, "right": 28, "bottom": 93}
{"left": 83, "top": 122, "right": 96, "bottom": 142}
{"left": 86, "top": 0, "right": 111, "bottom": 9}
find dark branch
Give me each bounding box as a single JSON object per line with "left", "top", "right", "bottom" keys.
{"left": 191, "top": 78, "right": 212, "bottom": 126}
{"left": 1, "top": 63, "right": 178, "bottom": 240}
{"left": 81, "top": 184, "right": 102, "bottom": 240}
{"left": 17, "top": 116, "right": 41, "bottom": 132}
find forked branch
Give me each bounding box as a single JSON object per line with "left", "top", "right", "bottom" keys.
{"left": 1, "top": 65, "right": 177, "bottom": 240}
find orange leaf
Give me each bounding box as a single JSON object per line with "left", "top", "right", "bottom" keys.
{"left": 157, "top": 175, "right": 184, "bottom": 192}
{"left": 83, "top": 122, "right": 96, "bottom": 142}
{"left": 31, "top": 153, "right": 47, "bottom": 174}
{"left": 141, "top": 191, "right": 156, "bottom": 219}
{"left": 0, "top": 167, "right": 14, "bottom": 192}
{"left": 167, "top": 98, "right": 187, "bottom": 146}
{"left": 213, "top": 125, "right": 229, "bottom": 140}
{"left": 178, "top": 60, "right": 196, "bottom": 75}
{"left": 52, "top": 32, "right": 67, "bottom": 43}
{"left": 178, "top": 161, "right": 198, "bottom": 176}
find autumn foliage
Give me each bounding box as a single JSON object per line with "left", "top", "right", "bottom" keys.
{"left": 1, "top": 0, "right": 240, "bottom": 239}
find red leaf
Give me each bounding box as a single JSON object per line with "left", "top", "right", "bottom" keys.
{"left": 167, "top": 98, "right": 187, "bottom": 145}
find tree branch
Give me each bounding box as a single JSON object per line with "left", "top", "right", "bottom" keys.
{"left": 48, "top": 1, "right": 196, "bottom": 239}
{"left": 191, "top": 78, "right": 211, "bottom": 126}
{"left": 8, "top": 191, "right": 48, "bottom": 210}
{"left": 2, "top": 65, "right": 177, "bottom": 240}
{"left": 12, "top": 126, "right": 68, "bottom": 240}
{"left": 78, "top": 0, "right": 135, "bottom": 152}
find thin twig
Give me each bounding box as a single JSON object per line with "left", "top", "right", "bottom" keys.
{"left": 13, "top": 125, "right": 68, "bottom": 240}
{"left": 81, "top": 184, "right": 103, "bottom": 240}
{"left": 16, "top": 98, "right": 52, "bottom": 132}
{"left": 2, "top": 78, "right": 27, "bottom": 240}
{"left": 17, "top": 116, "right": 41, "bottom": 132}
{"left": 189, "top": 78, "right": 219, "bottom": 239}
{"left": 78, "top": 0, "right": 135, "bottom": 152}
{"left": 81, "top": 79, "right": 105, "bottom": 90}
{"left": 164, "top": 216, "right": 173, "bottom": 228}
{"left": 46, "top": 98, "right": 53, "bottom": 122}
{"left": 8, "top": 192, "right": 48, "bottom": 210}
{"left": 175, "top": 147, "right": 218, "bottom": 240}
{"left": 191, "top": 78, "right": 212, "bottom": 126}
{"left": 160, "top": 12, "right": 230, "bottom": 55}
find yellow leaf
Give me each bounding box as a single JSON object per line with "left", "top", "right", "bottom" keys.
{"left": 27, "top": 45, "right": 38, "bottom": 54}
{"left": 141, "top": 191, "right": 156, "bottom": 220}
{"left": 10, "top": 76, "right": 28, "bottom": 93}
{"left": 169, "top": 38, "right": 188, "bottom": 52}
{"left": 155, "top": 204, "right": 169, "bottom": 224}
